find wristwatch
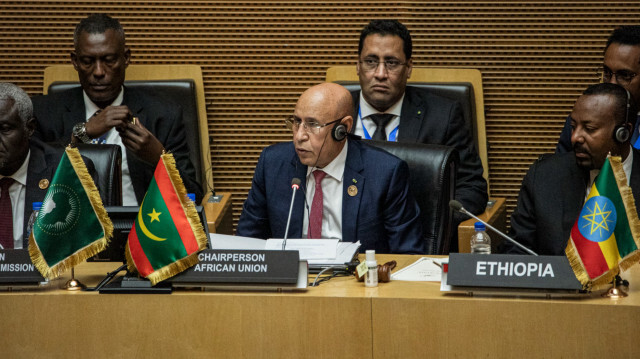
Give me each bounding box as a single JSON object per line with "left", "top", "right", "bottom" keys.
{"left": 72, "top": 122, "right": 91, "bottom": 143}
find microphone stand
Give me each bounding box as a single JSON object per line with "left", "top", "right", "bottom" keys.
{"left": 452, "top": 201, "right": 538, "bottom": 256}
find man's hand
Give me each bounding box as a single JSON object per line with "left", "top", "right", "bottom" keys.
{"left": 85, "top": 105, "right": 132, "bottom": 139}
{"left": 118, "top": 118, "right": 165, "bottom": 165}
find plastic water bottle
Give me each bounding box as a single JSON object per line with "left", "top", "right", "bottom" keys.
{"left": 365, "top": 250, "right": 378, "bottom": 287}
{"left": 470, "top": 222, "right": 491, "bottom": 254}
{"left": 23, "top": 201, "right": 43, "bottom": 248}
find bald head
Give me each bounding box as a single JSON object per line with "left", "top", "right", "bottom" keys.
{"left": 297, "top": 83, "right": 354, "bottom": 120}
{"left": 292, "top": 83, "right": 354, "bottom": 168}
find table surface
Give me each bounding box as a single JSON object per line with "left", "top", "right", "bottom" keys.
{"left": 1, "top": 254, "right": 639, "bottom": 359}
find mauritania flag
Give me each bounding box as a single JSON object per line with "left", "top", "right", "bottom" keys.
{"left": 29, "top": 147, "right": 113, "bottom": 279}
{"left": 125, "top": 153, "right": 207, "bottom": 285}
{"left": 566, "top": 155, "right": 640, "bottom": 289}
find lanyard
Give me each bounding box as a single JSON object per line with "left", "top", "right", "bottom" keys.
{"left": 359, "top": 107, "right": 399, "bottom": 141}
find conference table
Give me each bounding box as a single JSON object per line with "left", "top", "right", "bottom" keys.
{"left": 1, "top": 254, "right": 638, "bottom": 358}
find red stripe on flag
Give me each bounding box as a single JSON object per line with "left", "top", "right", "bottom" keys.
{"left": 570, "top": 224, "right": 610, "bottom": 279}
{"left": 128, "top": 225, "right": 154, "bottom": 276}
{"left": 154, "top": 160, "right": 200, "bottom": 254}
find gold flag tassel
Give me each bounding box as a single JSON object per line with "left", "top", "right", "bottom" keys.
{"left": 125, "top": 153, "right": 207, "bottom": 285}
{"left": 29, "top": 147, "right": 113, "bottom": 279}
{"left": 609, "top": 156, "right": 640, "bottom": 273}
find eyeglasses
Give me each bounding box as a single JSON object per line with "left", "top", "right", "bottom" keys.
{"left": 285, "top": 116, "right": 342, "bottom": 135}
{"left": 598, "top": 66, "right": 638, "bottom": 85}
{"left": 359, "top": 58, "right": 407, "bottom": 73}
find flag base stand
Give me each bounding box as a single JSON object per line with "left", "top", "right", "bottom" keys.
{"left": 601, "top": 285, "right": 628, "bottom": 298}
{"left": 601, "top": 276, "right": 629, "bottom": 298}
{"left": 63, "top": 268, "right": 86, "bottom": 291}
{"left": 98, "top": 272, "right": 172, "bottom": 294}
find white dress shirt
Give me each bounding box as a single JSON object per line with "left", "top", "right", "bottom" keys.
{"left": 83, "top": 88, "right": 138, "bottom": 205}
{"left": 302, "top": 141, "right": 349, "bottom": 239}
{"left": 354, "top": 92, "right": 404, "bottom": 141}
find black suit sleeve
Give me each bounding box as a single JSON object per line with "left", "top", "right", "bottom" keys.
{"left": 443, "top": 101, "right": 488, "bottom": 217}
{"left": 501, "top": 162, "right": 538, "bottom": 254}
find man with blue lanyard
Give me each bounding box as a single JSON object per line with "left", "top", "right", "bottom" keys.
{"left": 350, "top": 20, "right": 487, "bottom": 251}
{"left": 556, "top": 25, "right": 640, "bottom": 153}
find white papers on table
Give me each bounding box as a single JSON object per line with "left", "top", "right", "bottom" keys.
{"left": 265, "top": 239, "right": 338, "bottom": 260}
{"left": 209, "top": 233, "right": 267, "bottom": 250}
{"left": 209, "top": 234, "right": 360, "bottom": 265}
{"left": 391, "top": 256, "right": 446, "bottom": 282}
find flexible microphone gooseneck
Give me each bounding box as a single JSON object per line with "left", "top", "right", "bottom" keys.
{"left": 283, "top": 178, "right": 302, "bottom": 250}
{"left": 449, "top": 200, "right": 538, "bottom": 256}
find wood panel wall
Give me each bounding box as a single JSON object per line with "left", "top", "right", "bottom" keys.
{"left": 2, "top": 1, "right": 639, "bottom": 230}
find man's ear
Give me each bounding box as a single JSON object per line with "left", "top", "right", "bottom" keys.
{"left": 123, "top": 47, "right": 131, "bottom": 68}
{"left": 343, "top": 115, "right": 354, "bottom": 133}
{"left": 25, "top": 117, "right": 36, "bottom": 139}
{"left": 70, "top": 51, "right": 79, "bottom": 71}
{"left": 406, "top": 58, "right": 413, "bottom": 80}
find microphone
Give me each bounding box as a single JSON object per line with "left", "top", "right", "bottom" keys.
{"left": 283, "top": 178, "right": 301, "bottom": 250}
{"left": 449, "top": 200, "right": 538, "bottom": 256}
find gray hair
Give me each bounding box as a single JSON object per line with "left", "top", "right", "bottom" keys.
{"left": 0, "top": 83, "right": 33, "bottom": 125}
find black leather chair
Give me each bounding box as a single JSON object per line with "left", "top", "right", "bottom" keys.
{"left": 47, "top": 80, "right": 204, "bottom": 194}
{"left": 368, "top": 140, "right": 458, "bottom": 255}
{"left": 48, "top": 143, "right": 123, "bottom": 206}
{"left": 75, "top": 144, "right": 122, "bottom": 206}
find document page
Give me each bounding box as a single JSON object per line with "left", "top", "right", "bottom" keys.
{"left": 391, "top": 256, "right": 445, "bottom": 282}
{"left": 265, "top": 239, "right": 339, "bottom": 259}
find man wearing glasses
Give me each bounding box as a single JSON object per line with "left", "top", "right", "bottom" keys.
{"left": 351, "top": 20, "right": 487, "bottom": 251}
{"left": 236, "top": 83, "right": 424, "bottom": 254}
{"left": 557, "top": 25, "right": 640, "bottom": 153}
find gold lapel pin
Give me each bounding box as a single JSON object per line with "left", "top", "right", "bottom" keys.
{"left": 348, "top": 185, "right": 358, "bottom": 197}
{"left": 39, "top": 179, "right": 49, "bottom": 189}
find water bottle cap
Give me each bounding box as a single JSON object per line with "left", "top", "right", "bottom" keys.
{"left": 474, "top": 222, "right": 486, "bottom": 231}
{"left": 32, "top": 202, "right": 43, "bottom": 211}
{"left": 187, "top": 193, "right": 196, "bottom": 202}
{"left": 365, "top": 249, "right": 376, "bottom": 262}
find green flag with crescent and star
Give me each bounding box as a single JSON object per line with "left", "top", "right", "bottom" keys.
{"left": 126, "top": 153, "right": 207, "bottom": 285}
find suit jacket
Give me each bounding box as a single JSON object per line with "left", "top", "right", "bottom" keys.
{"left": 351, "top": 86, "right": 488, "bottom": 218}
{"left": 32, "top": 86, "right": 202, "bottom": 204}
{"left": 503, "top": 149, "right": 640, "bottom": 255}
{"left": 236, "top": 139, "right": 425, "bottom": 254}
{"left": 21, "top": 139, "right": 63, "bottom": 247}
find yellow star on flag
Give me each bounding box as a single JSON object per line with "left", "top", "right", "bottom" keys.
{"left": 581, "top": 201, "right": 612, "bottom": 237}
{"left": 147, "top": 208, "right": 162, "bottom": 223}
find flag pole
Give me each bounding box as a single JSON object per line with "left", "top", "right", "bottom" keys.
{"left": 63, "top": 268, "right": 86, "bottom": 291}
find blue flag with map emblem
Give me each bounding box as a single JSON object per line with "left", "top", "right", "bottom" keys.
{"left": 29, "top": 147, "right": 113, "bottom": 279}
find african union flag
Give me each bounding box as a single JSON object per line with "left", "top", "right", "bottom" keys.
{"left": 566, "top": 155, "right": 640, "bottom": 290}
{"left": 29, "top": 147, "right": 112, "bottom": 279}
{"left": 125, "top": 153, "right": 207, "bottom": 285}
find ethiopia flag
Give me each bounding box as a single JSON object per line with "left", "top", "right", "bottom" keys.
{"left": 29, "top": 147, "right": 112, "bottom": 279}
{"left": 566, "top": 155, "right": 640, "bottom": 290}
{"left": 125, "top": 153, "right": 207, "bottom": 285}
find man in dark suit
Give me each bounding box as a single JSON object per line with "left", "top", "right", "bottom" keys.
{"left": 556, "top": 25, "right": 640, "bottom": 153}
{"left": 0, "top": 83, "right": 64, "bottom": 249}
{"left": 237, "top": 83, "right": 424, "bottom": 254}
{"left": 505, "top": 83, "right": 640, "bottom": 255}
{"left": 350, "top": 20, "right": 487, "bottom": 250}
{"left": 32, "top": 13, "right": 201, "bottom": 206}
